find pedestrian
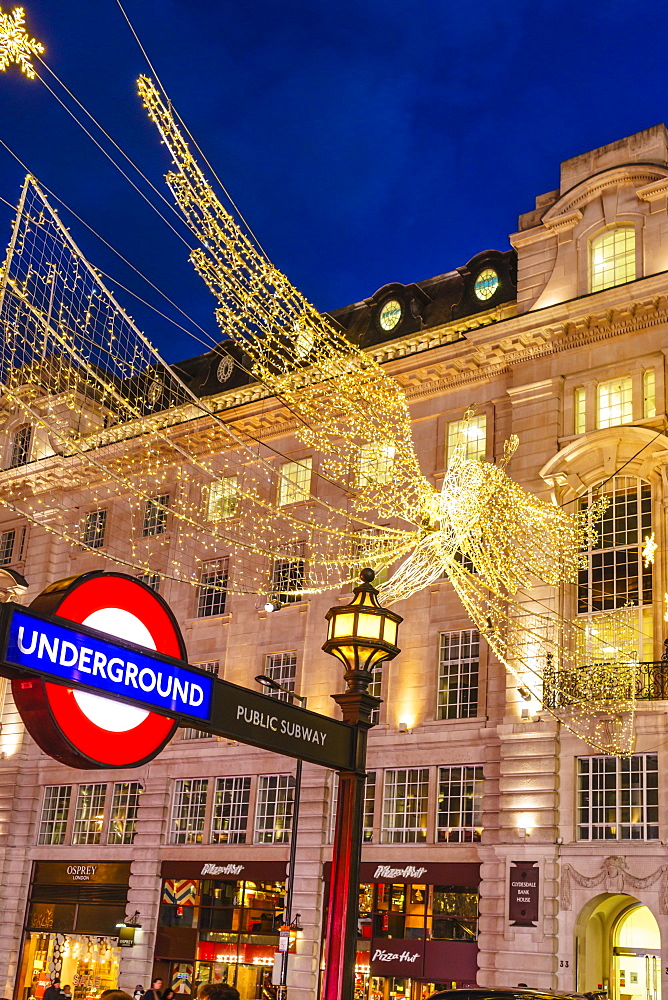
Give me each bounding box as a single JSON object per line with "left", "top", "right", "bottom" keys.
{"left": 61, "top": 987, "right": 72, "bottom": 1000}
{"left": 143, "top": 979, "right": 163, "bottom": 1000}
{"left": 43, "top": 980, "right": 61, "bottom": 1000}
{"left": 198, "top": 984, "right": 240, "bottom": 1000}
{"left": 133, "top": 988, "right": 145, "bottom": 1000}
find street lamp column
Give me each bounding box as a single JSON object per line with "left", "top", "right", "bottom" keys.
{"left": 255, "top": 674, "right": 306, "bottom": 1000}
{"left": 321, "top": 569, "right": 402, "bottom": 1000}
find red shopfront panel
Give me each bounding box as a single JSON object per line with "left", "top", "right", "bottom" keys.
{"left": 423, "top": 939, "right": 478, "bottom": 983}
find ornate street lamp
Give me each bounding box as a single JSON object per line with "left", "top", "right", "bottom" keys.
{"left": 321, "top": 569, "right": 402, "bottom": 1000}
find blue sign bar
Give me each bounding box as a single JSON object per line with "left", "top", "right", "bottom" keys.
{"left": 4, "top": 606, "right": 214, "bottom": 721}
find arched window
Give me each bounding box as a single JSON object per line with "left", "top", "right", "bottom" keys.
{"left": 590, "top": 226, "right": 636, "bottom": 293}
{"left": 578, "top": 475, "right": 652, "bottom": 660}
{"left": 8, "top": 424, "right": 31, "bottom": 468}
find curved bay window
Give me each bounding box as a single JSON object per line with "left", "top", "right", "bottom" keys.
{"left": 578, "top": 476, "right": 653, "bottom": 664}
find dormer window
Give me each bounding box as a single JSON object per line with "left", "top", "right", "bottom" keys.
{"left": 590, "top": 226, "right": 636, "bottom": 293}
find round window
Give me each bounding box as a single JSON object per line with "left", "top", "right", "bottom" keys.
{"left": 216, "top": 356, "right": 234, "bottom": 383}
{"left": 474, "top": 268, "right": 499, "bottom": 301}
{"left": 379, "top": 299, "right": 403, "bottom": 331}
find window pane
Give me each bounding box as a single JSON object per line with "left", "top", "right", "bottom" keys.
{"left": 381, "top": 768, "right": 429, "bottom": 844}
{"left": 197, "top": 558, "right": 228, "bottom": 617}
{"left": 447, "top": 415, "right": 486, "bottom": 465}
{"left": 597, "top": 376, "right": 633, "bottom": 429}
{"left": 577, "top": 754, "right": 658, "bottom": 841}
{"left": 207, "top": 478, "right": 238, "bottom": 520}
{"left": 437, "top": 766, "right": 484, "bottom": 843}
{"left": 142, "top": 494, "right": 169, "bottom": 537}
{"left": 82, "top": 509, "right": 107, "bottom": 549}
{"left": 182, "top": 661, "right": 220, "bottom": 738}
{"left": 255, "top": 774, "right": 294, "bottom": 843}
{"left": 438, "top": 630, "right": 479, "bottom": 720}
{"left": 574, "top": 387, "right": 586, "bottom": 434}
{"left": 38, "top": 785, "right": 72, "bottom": 845}
{"left": 72, "top": 783, "right": 107, "bottom": 845}
{"left": 643, "top": 369, "right": 656, "bottom": 419}
{"left": 263, "top": 651, "right": 297, "bottom": 701}
{"left": 271, "top": 543, "right": 304, "bottom": 604}
{"left": 358, "top": 444, "right": 396, "bottom": 487}
{"left": 9, "top": 426, "right": 31, "bottom": 468}
{"left": 108, "top": 781, "right": 143, "bottom": 844}
{"left": 212, "top": 776, "right": 250, "bottom": 844}
{"left": 278, "top": 460, "right": 312, "bottom": 506}
{"left": 0, "top": 528, "right": 16, "bottom": 566}
{"left": 590, "top": 227, "right": 636, "bottom": 293}
{"left": 170, "top": 779, "right": 208, "bottom": 844}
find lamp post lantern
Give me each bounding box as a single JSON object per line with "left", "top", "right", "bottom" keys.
{"left": 321, "top": 568, "right": 402, "bottom": 1000}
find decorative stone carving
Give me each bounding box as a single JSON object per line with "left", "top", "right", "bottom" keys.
{"left": 561, "top": 855, "right": 668, "bottom": 912}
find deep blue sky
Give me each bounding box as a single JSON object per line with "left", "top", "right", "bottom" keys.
{"left": 0, "top": 0, "right": 667, "bottom": 360}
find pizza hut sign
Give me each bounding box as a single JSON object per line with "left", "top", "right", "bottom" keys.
{"left": 370, "top": 938, "right": 424, "bottom": 977}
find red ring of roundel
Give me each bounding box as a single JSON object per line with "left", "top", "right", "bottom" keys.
{"left": 15, "top": 573, "right": 182, "bottom": 768}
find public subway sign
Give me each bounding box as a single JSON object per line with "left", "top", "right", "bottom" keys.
{"left": 0, "top": 571, "right": 358, "bottom": 772}
{"left": 3, "top": 605, "right": 213, "bottom": 718}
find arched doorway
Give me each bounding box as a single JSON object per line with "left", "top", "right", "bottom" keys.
{"left": 576, "top": 895, "right": 661, "bottom": 1000}
{"left": 613, "top": 904, "right": 661, "bottom": 1000}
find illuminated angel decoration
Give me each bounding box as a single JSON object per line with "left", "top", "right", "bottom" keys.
{"left": 0, "top": 60, "right": 639, "bottom": 752}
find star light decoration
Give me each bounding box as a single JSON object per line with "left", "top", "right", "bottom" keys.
{"left": 642, "top": 531, "right": 657, "bottom": 568}
{"left": 0, "top": 6, "right": 43, "bottom": 79}
{"left": 0, "top": 63, "right": 641, "bottom": 753}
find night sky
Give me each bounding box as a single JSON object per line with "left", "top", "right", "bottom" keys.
{"left": 1, "top": 0, "right": 667, "bottom": 361}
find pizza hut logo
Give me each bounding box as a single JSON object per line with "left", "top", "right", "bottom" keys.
{"left": 373, "top": 865, "right": 428, "bottom": 880}
{"left": 200, "top": 863, "right": 244, "bottom": 876}
{"left": 371, "top": 948, "right": 421, "bottom": 963}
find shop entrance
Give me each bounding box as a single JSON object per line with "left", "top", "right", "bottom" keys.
{"left": 577, "top": 895, "right": 661, "bottom": 1000}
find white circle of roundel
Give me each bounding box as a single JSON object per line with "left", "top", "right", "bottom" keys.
{"left": 72, "top": 607, "right": 156, "bottom": 733}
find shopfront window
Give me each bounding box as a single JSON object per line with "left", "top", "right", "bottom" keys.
{"left": 17, "top": 863, "right": 130, "bottom": 1000}
{"left": 159, "top": 876, "right": 286, "bottom": 1000}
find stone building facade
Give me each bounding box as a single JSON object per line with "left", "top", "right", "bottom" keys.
{"left": 1, "top": 126, "right": 668, "bottom": 1000}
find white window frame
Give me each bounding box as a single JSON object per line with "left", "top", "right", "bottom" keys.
{"left": 107, "top": 781, "right": 143, "bottom": 845}
{"left": 71, "top": 783, "right": 107, "bottom": 845}
{"left": 271, "top": 543, "right": 305, "bottom": 604}
{"left": 381, "top": 767, "right": 429, "bottom": 844}
{"left": 211, "top": 776, "right": 251, "bottom": 844}
{"left": 436, "top": 765, "right": 484, "bottom": 843}
{"left": 82, "top": 509, "right": 107, "bottom": 549}
{"left": 263, "top": 651, "right": 297, "bottom": 701}
{"left": 590, "top": 226, "right": 636, "bottom": 293}
{"left": 142, "top": 494, "right": 169, "bottom": 537}
{"left": 254, "top": 774, "right": 294, "bottom": 844}
{"left": 196, "top": 559, "right": 229, "bottom": 618}
{"left": 446, "top": 414, "right": 486, "bottom": 465}
{"left": 37, "top": 785, "right": 72, "bottom": 845}
{"left": 578, "top": 476, "right": 652, "bottom": 660}
{"left": 278, "top": 459, "right": 312, "bottom": 506}
{"left": 0, "top": 528, "right": 16, "bottom": 566}
{"left": 182, "top": 661, "right": 220, "bottom": 738}
{"left": 437, "top": 630, "right": 479, "bottom": 720}
{"left": 207, "top": 477, "right": 238, "bottom": 520}
{"left": 577, "top": 754, "right": 658, "bottom": 841}
{"left": 9, "top": 425, "right": 31, "bottom": 469}
{"left": 357, "top": 443, "right": 396, "bottom": 488}
{"left": 170, "top": 778, "right": 209, "bottom": 844}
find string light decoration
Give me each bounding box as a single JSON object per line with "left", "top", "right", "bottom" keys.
{"left": 0, "top": 6, "right": 43, "bottom": 78}
{"left": 643, "top": 531, "right": 657, "bottom": 568}
{"left": 0, "top": 47, "right": 641, "bottom": 751}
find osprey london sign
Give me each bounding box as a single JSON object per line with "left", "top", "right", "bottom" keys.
{"left": 508, "top": 861, "right": 539, "bottom": 926}
{"left": 4, "top": 571, "right": 193, "bottom": 769}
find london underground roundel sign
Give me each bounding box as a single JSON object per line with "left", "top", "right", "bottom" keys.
{"left": 12, "top": 572, "right": 185, "bottom": 768}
